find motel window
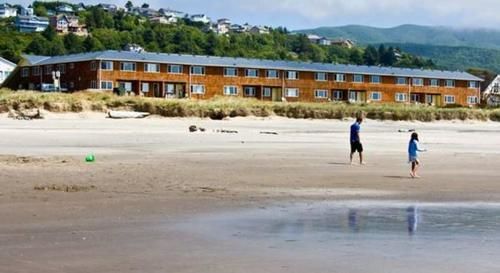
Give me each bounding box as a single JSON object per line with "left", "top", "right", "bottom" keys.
{"left": 58, "top": 64, "right": 66, "bottom": 74}
{"left": 411, "top": 94, "right": 420, "bottom": 102}
{"left": 395, "top": 93, "right": 408, "bottom": 102}
{"left": 244, "top": 87, "right": 256, "bottom": 96}
{"left": 314, "top": 89, "right": 328, "bottom": 99}
{"left": 224, "top": 86, "right": 238, "bottom": 96}
{"left": 69, "top": 63, "right": 74, "bottom": 70}
{"left": 141, "top": 83, "right": 150, "bottom": 92}
{"left": 371, "top": 75, "right": 381, "bottom": 84}
{"left": 445, "top": 80, "right": 455, "bottom": 88}
{"left": 333, "top": 90, "right": 343, "bottom": 100}
{"left": 69, "top": 82, "right": 74, "bottom": 89}
{"left": 100, "top": 81, "right": 113, "bottom": 90}
{"left": 32, "top": 67, "right": 40, "bottom": 76}
{"left": 21, "top": 68, "right": 29, "bottom": 78}
{"left": 335, "top": 74, "right": 346, "bottom": 82}
{"left": 444, "top": 95, "right": 456, "bottom": 104}
{"left": 224, "top": 67, "right": 238, "bottom": 77}
{"left": 263, "top": 87, "right": 271, "bottom": 97}
{"left": 396, "top": 77, "right": 407, "bottom": 85}
{"left": 90, "top": 62, "right": 97, "bottom": 71}
{"left": 469, "top": 81, "right": 479, "bottom": 89}
{"left": 430, "top": 79, "right": 439, "bottom": 87}
{"left": 315, "top": 72, "right": 327, "bottom": 81}
{"left": 168, "top": 65, "right": 183, "bottom": 74}
{"left": 245, "top": 69, "right": 258, "bottom": 78}
{"left": 285, "top": 88, "right": 299, "bottom": 98}
{"left": 353, "top": 74, "right": 364, "bottom": 83}
{"left": 121, "top": 62, "right": 136, "bottom": 72}
{"left": 90, "top": 80, "right": 97, "bottom": 89}
{"left": 370, "top": 92, "right": 382, "bottom": 101}
{"left": 101, "top": 61, "right": 113, "bottom": 71}
{"left": 468, "top": 96, "right": 478, "bottom": 104}
{"left": 144, "top": 63, "right": 160, "bottom": 73}
{"left": 191, "top": 84, "right": 205, "bottom": 94}
{"left": 412, "top": 78, "right": 423, "bottom": 86}
{"left": 45, "top": 65, "right": 52, "bottom": 75}
{"left": 190, "top": 66, "right": 205, "bottom": 75}
{"left": 287, "top": 71, "right": 298, "bottom": 80}
{"left": 266, "top": 70, "right": 278, "bottom": 79}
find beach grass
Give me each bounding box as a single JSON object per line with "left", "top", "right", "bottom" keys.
{"left": 0, "top": 89, "right": 496, "bottom": 121}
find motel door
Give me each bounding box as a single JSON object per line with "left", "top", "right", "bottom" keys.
{"left": 272, "top": 88, "right": 282, "bottom": 102}
{"left": 119, "top": 82, "right": 133, "bottom": 92}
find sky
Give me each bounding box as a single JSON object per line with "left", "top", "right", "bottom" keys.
{"left": 9, "top": 0, "right": 500, "bottom": 30}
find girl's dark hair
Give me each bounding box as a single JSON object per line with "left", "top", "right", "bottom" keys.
{"left": 411, "top": 132, "right": 419, "bottom": 142}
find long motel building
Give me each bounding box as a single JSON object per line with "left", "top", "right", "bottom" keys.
{"left": 5, "top": 50, "right": 483, "bottom": 106}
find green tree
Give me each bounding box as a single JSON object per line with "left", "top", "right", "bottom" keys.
{"left": 34, "top": 5, "right": 47, "bottom": 17}
{"left": 349, "top": 49, "right": 363, "bottom": 65}
{"left": 83, "top": 36, "right": 105, "bottom": 52}
{"left": 63, "top": 33, "right": 85, "bottom": 53}
{"left": 125, "top": 1, "right": 134, "bottom": 11}
{"left": 363, "top": 45, "right": 379, "bottom": 65}
{"left": 25, "top": 35, "right": 50, "bottom": 55}
{"left": 141, "top": 3, "right": 149, "bottom": 9}
{"left": 42, "top": 25, "right": 57, "bottom": 41}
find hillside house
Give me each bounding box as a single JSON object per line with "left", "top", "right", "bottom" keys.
{"left": 0, "top": 3, "right": 17, "bottom": 18}
{"left": 159, "top": 8, "right": 185, "bottom": 18}
{"left": 331, "top": 39, "right": 355, "bottom": 49}
{"left": 98, "top": 3, "right": 118, "bottom": 13}
{"left": 149, "top": 16, "right": 177, "bottom": 25}
{"left": 15, "top": 15, "right": 49, "bottom": 33}
{"left": 50, "top": 15, "right": 88, "bottom": 36}
{"left": 20, "top": 5, "right": 34, "bottom": 16}
{"left": 190, "top": 14, "right": 210, "bottom": 24}
{"left": 215, "top": 18, "right": 231, "bottom": 35}
{"left": 482, "top": 75, "right": 500, "bottom": 106}
{"left": 56, "top": 4, "right": 74, "bottom": 15}
{"left": 249, "top": 26, "right": 270, "bottom": 35}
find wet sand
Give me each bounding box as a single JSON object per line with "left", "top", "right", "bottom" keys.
{"left": 0, "top": 113, "right": 500, "bottom": 272}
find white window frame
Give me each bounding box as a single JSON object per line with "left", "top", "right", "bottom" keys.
{"left": 445, "top": 80, "right": 455, "bottom": 88}
{"left": 333, "top": 90, "right": 343, "bottom": 100}
{"left": 224, "top": 67, "right": 238, "bottom": 77}
{"left": 101, "top": 61, "right": 113, "bottom": 71}
{"left": 412, "top": 78, "right": 423, "bottom": 86}
{"left": 370, "top": 91, "right": 382, "bottom": 101}
{"left": 90, "top": 80, "right": 97, "bottom": 89}
{"left": 266, "top": 70, "right": 279, "bottom": 79}
{"left": 430, "top": 79, "right": 439, "bottom": 87}
{"left": 263, "top": 87, "right": 271, "bottom": 97}
{"left": 90, "top": 62, "right": 97, "bottom": 71}
{"left": 245, "top": 69, "right": 258, "bottom": 78}
{"left": 244, "top": 87, "right": 256, "bottom": 96}
{"left": 224, "top": 85, "right": 238, "bottom": 96}
{"left": 141, "top": 83, "right": 150, "bottom": 92}
{"left": 190, "top": 66, "right": 205, "bottom": 75}
{"left": 191, "top": 84, "right": 205, "bottom": 94}
{"left": 335, "top": 74, "right": 346, "bottom": 82}
{"left": 100, "top": 81, "right": 113, "bottom": 90}
{"left": 444, "top": 95, "right": 456, "bottom": 104}
{"left": 468, "top": 81, "right": 478, "bottom": 89}
{"left": 144, "top": 63, "right": 160, "bottom": 73}
{"left": 410, "top": 94, "right": 420, "bottom": 102}
{"left": 121, "top": 62, "right": 136, "bottom": 72}
{"left": 285, "top": 88, "right": 299, "bottom": 98}
{"left": 315, "top": 72, "right": 327, "bottom": 81}
{"left": 395, "top": 93, "right": 408, "bottom": 102}
{"left": 286, "top": 71, "right": 298, "bottom": 80}
{"left": 168, "top": 64, "right": 183, "bottom": 74}
{"left": 371, "top": 75, "right": 381, "bottom": 84}
{"left": 21, "top": 68, "right": 29, "bottom": 78}
{"left": 314, "top": 89, "right": 328, "bottom": 99}
{"left": 467, "top": 96, "right": 478, "bottom": 104}
{"left": 396, "top": 77, "right": 407, "bottom": 85}
{"left": 353, "top": 74, "right": 364, "bottom": 83}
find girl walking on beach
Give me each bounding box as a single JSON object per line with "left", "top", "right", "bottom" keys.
{"left": 408, "top": 132, "right": 426, "bottom": 178}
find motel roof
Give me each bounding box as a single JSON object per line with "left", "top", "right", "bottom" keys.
{"left": 22, "top": 50, "right": 483, "bottom": 81}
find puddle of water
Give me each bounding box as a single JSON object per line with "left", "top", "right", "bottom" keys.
{"left": 175, "top": 201, "right": 500, "bottom": 272}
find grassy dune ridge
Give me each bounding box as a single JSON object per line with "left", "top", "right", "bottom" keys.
{"left": 1, "top": 89, "right": 499, "bottom": 121}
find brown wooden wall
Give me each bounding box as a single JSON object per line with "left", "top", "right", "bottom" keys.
{"left": 7, "top": 60, "right": 481, "bottom": 106}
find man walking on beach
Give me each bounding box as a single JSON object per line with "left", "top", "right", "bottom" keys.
{"left": 350, "top": 117, "right": 364, "bottom": 165}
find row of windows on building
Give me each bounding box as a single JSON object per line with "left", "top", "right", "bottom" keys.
{"left": 93, "top": 80, "right": 478, "bottom": 104}
{"left": 21, "top": 61, "right": 479, "bottom": 89}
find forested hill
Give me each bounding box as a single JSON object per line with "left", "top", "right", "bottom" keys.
{"left": 295, "top": 24, "right": 500, "bottom": 50}
{"left": 0, "top": 3, "right": 431, "bottom": 70}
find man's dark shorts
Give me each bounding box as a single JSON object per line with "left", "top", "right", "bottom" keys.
{"left": 351, "top": 141, "right": 363, "bottom": 153}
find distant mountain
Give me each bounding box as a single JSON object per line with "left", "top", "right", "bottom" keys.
{"left": 386, "top": 43, "right": 500, "bottom": 72}
{"left": 295, "top": 24, "right": 500, "bottom": 50}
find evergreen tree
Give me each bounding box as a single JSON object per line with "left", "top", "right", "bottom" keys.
{"left": 63, "top": 33, "right": 84, "bottom": 54}
{"left": 363, "top": 45, "right": 379, "bottom": 66}
{"left": 83, "top": 36, "right": 105, "bottom": 52}
{"left": 125, "top": 1, "right": 134, "bottom": 11}
{"left": 42, "top": 25, "right": 57, "bottom": 41}
{"left": 349, "top": 49, "right": 363, "bottom": 65}
{"left": 25, "top": 35, "right": 50, "bottom": 55}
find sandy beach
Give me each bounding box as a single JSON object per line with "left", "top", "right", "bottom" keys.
{"left": 1, "top": 113, "right": 500, "bottom": 272}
